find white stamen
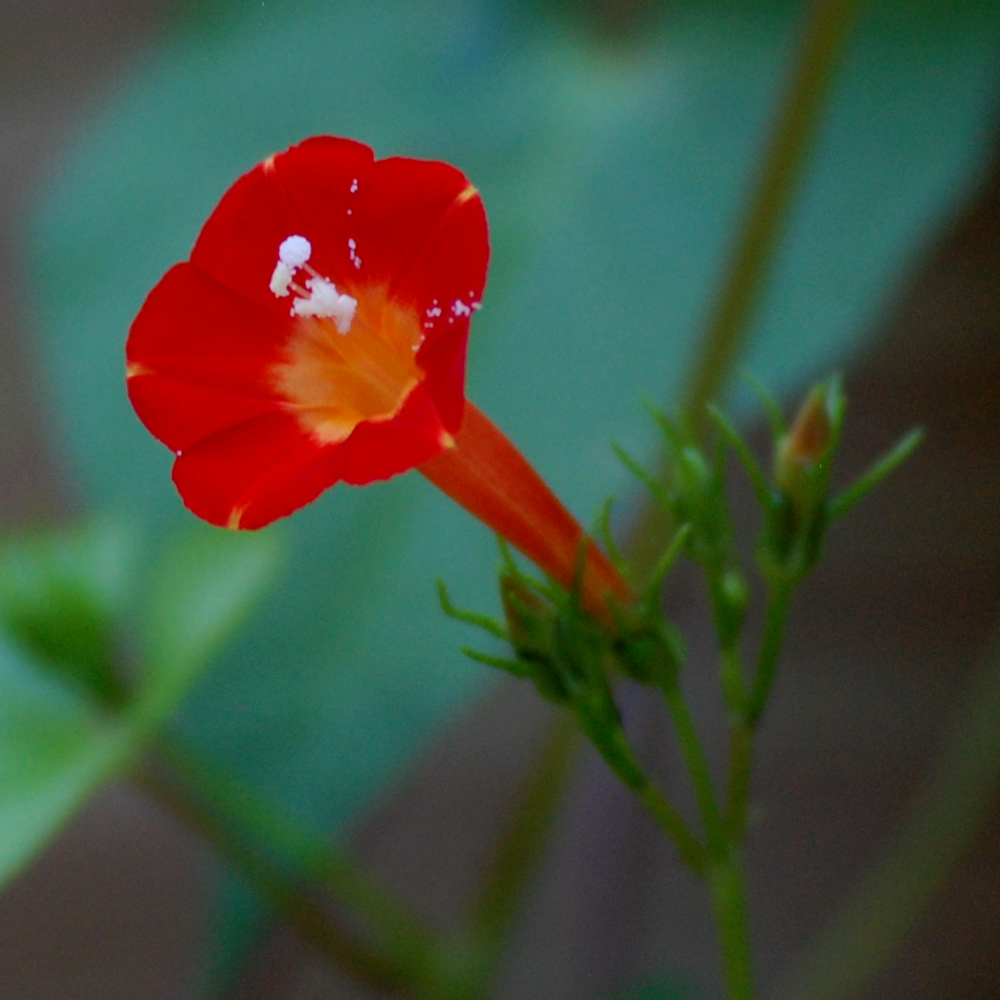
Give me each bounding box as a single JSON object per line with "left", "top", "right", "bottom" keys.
{"left": 279, "top": 235, "right": 312, "bottom": 268}
{"left": 270, "top": 261, "right": 295, "bottom": 297}
{"left": 270, "top": 236, "right": 312, "bottom": 297}
{"left": 350, "top": 178, "right": 359, "bottom": 193}
{"left": 291, "top": 277, "right": 357, "bottom": 333}
{"left": 270, "top": 234, "right": 356, "bottom": 333}
{"left": 452, "top": 299, "right": 472, "bottom": 318}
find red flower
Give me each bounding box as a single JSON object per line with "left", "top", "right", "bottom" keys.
{"left": 127, "top": 137, "right": 630, "bottom": 619}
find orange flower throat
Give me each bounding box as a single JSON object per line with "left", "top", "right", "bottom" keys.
{"left": 269, "top": 235, "right": 425, "bottom": 446}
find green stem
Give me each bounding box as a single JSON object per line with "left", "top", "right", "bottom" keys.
{"left": 625, "top": 0, "right": 862, "bottom": 579}
{"left": 721, "top": 643, "right": 748, "bottom": 720}
{"left": 636, "top": 780, "right": 710, "bottom": 877}
{"left": 661, "top": 681, "right": 727, "bottom": 857}
{"left": 453, "top": 711, "right": 581, "bottom": 999}
{"left": 136, "top": 759, "right": 435, "bottom": 999}
{"left": 776, "top": 637, "right": 1000, "bottom": 1000}
{"left": 709, "top": 850, "right": 756, "bottom": 1000}
{"left": 153, "top": 736, "right": 442, "bottom": 978}
{"left": 584, "top": 714, "right": 709, "bottom": 875}
{"left": 682, "top": 0, "right": 863, "bottom": 437}
{"left": 746, "top": 578, "right": 795, "bottom": 726}
{"left": 726, "top": 720, "right": 755, "bottom": 842}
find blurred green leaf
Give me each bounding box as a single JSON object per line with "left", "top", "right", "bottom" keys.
{"left": 137, "top": 524, "right": 283, "bottom": 717}
{"left": 27, "top": 0, "right": 999, "bottom": 989}
{"left": 0, "top": 523, "right": 280, "bottom": 889}
{"left": 0, "top": 519, "right": 136, "bottom": 707}
{"left": 0, "top": 636, "right": 123, "bottom": 887}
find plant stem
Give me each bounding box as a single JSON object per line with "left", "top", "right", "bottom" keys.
{"left": 726, "top": 720, "right": 755, "bottom": 841}
{"left": 746, "top": 577, "right": 795, "bottom": 726}
{"left": 585, "top": 716, "right": 709, "bottom": 875}
{"left": 626, "top": 0, "right": 863, "bottom": 581}
{"left": 661, "top": 681, "right": 726, "bottom": 856}
{"left": 776, "top": 638, "right": 1000, "bottom": 1000}
{"left": 154, "top": 736, "right": 442, "bottom": 976}
{"left": 136, "top": 751, "right": 445, "bottom": 1000}
{"left": 682, "top": 0, "right": 863, "bottom": 438}
{"left": 721, "top": 643, "right": 748, "bottom": 719}
{"left": 452, "top": 710, "right": 581, "bottom": 999}
{"left": 709, "top": 850, "right": 756, "bottom": 1000}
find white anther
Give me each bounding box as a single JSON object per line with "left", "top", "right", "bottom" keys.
{"left": 270, "top": 235, "right": 313, "bottom": 297}
{"left": 291, "top": 276, "right": 357, "bottom": 334}
{"left": 269, "top": 262, "right": 294, "bottom": 297}
{"left": 279, "top": 235, "right": 312, "bottom": 268}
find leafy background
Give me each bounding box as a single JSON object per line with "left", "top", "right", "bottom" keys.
{"left": 0, "top": 0, "right": 998, "bottom": 997}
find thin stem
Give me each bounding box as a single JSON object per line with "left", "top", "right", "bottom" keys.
{"left": 721, "top": 643, "right": 748, "bottom": 720}
{"left": 154, "top": 736, "right": 442, "bottom": 975}
{"left": 726, "top": 720, "right": 755, "bottom": 841}
{"left": 776, "top": 637, "right": 1000, "bottom": 1000}
{"left": 746, "top": 578, "right": 795, "bottom": 727}
{"left": 454, "top": 711, "right": 581, "bottom": 998}
{"left": 636, "top": 780, "right": 710, "bottom": 877}
{"left": 136, "top": 760, "right": 434, "bottom": 999}
{"left": 661, "top": 681, "right": 727, "bottom": 857}
{"left": 585, "top": 718, "right": 709, "bottom": 875}
{"left": 709, "top": 850, "right": 756, "bottom": 1000}
{"left": 624, "top": 0, "right": 862, "bottom": 580}
{"left": 682, "top": 0, "right": 863, "bottom": 438}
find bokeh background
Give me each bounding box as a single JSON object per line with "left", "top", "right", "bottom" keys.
{"left": 0, "top": 1, "right": 998, "bottom": 998}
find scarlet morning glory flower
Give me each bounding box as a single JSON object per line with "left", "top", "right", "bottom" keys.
{"left": 127, "top": 136, "right": 629, "bottom": 619}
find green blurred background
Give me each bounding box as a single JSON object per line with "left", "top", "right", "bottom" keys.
{"left": 0, "top": 1, "right": 998, "bottom": 998}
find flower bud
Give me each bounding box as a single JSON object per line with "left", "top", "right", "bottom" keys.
{"left": 499, "top": 573, "right": 568, "bottom": 703}
{"left": 774, "top": 380, "right": 841, "bottom": 520}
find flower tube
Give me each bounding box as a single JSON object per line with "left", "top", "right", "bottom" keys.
{"left": 126, "top": 137, "right": 630, "bottom": 620}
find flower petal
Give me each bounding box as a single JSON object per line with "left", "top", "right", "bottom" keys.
{"left": 172, "top": 411, "right": 345, "bottom": 529}
{"left": 190, "top": 137, "right": 375, "bottom": 315}
{"left": 273, "top": 141, "right": 489, "bottom": 431}
{"left": 128, "top": 136, "right": 491, "bottom": 528}
{"left": 127, "top": 263, "right": 289, "bottom": 450}
{"left": 337, "top": 381, "right": 451, "bottom": 485}
{"left": 399, "top": 188, "right": 487, "bottom": 432}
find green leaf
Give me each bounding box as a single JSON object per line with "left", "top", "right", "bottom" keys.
{"left": 0, "top": 522, "right": 280, "bottom": 889}
{"left": 0, "top": 637, "right": 124, "bottom": 886}
{"left": 136, "top": 524, "right": 283, "bottom": 720}
{"left": 26, "top": 0, "right": 999, "bottom": 989}
{"left": 0, "top": 519, "right": 137, "bottom": 707}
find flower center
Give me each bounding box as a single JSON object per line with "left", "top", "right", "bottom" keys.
{"left": 269, "top": 235, "right": 424, "bottom": 445}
